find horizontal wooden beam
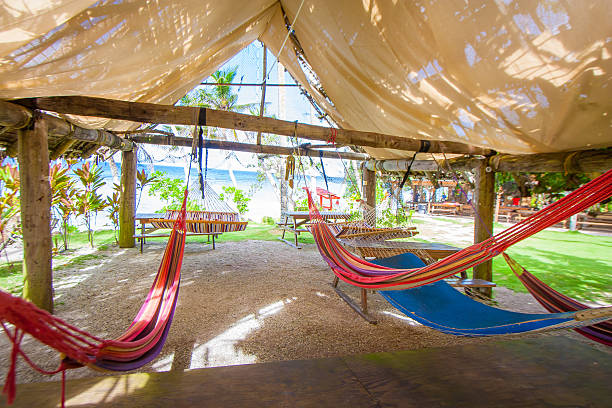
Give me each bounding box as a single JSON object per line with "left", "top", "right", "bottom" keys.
{"left": 490, "top": 149, "right": 612, "bottom": 173}
{"left": 14, "top": 96, "right": 492, "bottom": 155}
{"left": 366, "top": 156, "right": 482, "bottom": 173}
{"left": 366, "top": 149, "right": 612, "bottom": 174}
{"left": 0, "top": 100, "right": 134, "bottom": 156}
{"left": 130, "top": 134, "right": 367, "bottom": 161}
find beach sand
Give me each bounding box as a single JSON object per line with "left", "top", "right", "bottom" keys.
{"left": 0, "top": 236, "right": 595, "bottom": 386}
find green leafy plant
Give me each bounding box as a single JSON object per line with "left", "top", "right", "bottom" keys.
{"left": 136, "top": 169, "right": 158, "bottom": 211}
{"left": 74, "top": 162, "right": 108, "bottom": 247}
{"left": 106, "top": 183, "right": 121, "bottom": 243}
{"left": 220, "top": 186, "right": 250, "bottom": 215}
{"left": 261, "top": 216, "right": 276, "bottom": 225}
{"left": 148, "top": 171, "right": 201, "bottom": 211}
{"left": 49, "top": 162, "right": 78, "bottom": 251}
{"left": 0, "top": 163, "right": 20, "bottom": 252}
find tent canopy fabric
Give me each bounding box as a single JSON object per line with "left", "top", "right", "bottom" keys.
{"left": 1, "top": 1, "right": 611, "bottom": 158}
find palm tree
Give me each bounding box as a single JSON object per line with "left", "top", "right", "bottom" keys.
{"left": 180, "top": 67, "right": 259, "bottom": 113}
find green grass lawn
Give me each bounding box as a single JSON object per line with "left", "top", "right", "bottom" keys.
{"left": 0, "top": 229, "right": 118, "bottom": 296}
{"left": 492, "top": 230, "right": 612, "bottom": 305}
{"left": 431, "top": 228, "right": 612, "bottom": 305}
{"left": 1, "top": 224, "right": 610, "bottom": 305}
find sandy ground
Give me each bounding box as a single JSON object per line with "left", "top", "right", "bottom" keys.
{"left": 1, "top": 231, "right": 606, "bottom": 387}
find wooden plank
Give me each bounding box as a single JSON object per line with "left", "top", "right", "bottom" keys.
{"left": 340, "top": 240, "right": 459, "bottom": 260}
{"left": 119, "top": 147, "right": 137, "bottom": 248}
{"left": 14, "top": 96, "right": 493, "bottom": 155}
{"left": 277, "top": 237, "right": 302, "bottom": 249}
{"left": 9, "top": 337, "right": 611, "bottom": 408}
{"left": 331, "top": 284, "right": 377, "bottom": 324}
{"left": 343, "top": 336, "right": 612, "bottom": 408}
{"left": 18, "top": 114, "right": 53, "bottom": 312}
{"left": 472, "top": 160, "right": 495, "bottom": 298}
{"left": 130, "top": 135, "right": 366, "bottom": 161}
{"left": 446, "top": 278, "right": 496, "bottom": 288}
{"left": 10, "top": 356, "right": 377, "bottom": 408}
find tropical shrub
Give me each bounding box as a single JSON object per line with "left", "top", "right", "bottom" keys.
{"left": 74, "top": 162, "right": 108, "bottom": 247}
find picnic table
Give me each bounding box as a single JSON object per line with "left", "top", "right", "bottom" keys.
{"left": 134, "top": 213, "right": 219, "bottom": 253}
{"left": 278, "top": 210, "right": 351, "bottom": 249}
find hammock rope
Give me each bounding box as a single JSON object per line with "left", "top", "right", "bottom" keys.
{"left": 0, "top": 157, "right": 192, "bottom": 405}
{"left": 307, "top": 169, "right": 612, "bottom": 289}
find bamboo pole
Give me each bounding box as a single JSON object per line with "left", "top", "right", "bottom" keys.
{"left": 130, "top": 134, "right": 366, "bottom": 160}
{"left": 472, "top": 160, "right": 495, "bottom": 298}
{"left": 14, "top": 96, "right": 492, "bottom": 155}
{"left": 0, "top": 100, "right": 133, "bottom": 154}
{"left": 366, "top": 149, "right": 612, "bottom": 174}
{"left": 50, "top": 139, "right": 77, "bottom": 160}
{"left": 119, "top": 146, "right": 137, "bottom": 248}
{"left": 18, "top": 113, "right": 53, "bottom": 312}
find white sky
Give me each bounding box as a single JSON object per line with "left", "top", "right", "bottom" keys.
{"left": 133, "top": 41, "right": 346, "bottom": 177}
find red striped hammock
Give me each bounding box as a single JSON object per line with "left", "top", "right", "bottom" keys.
{"left": 308, "top": 169, "right": 612, "bottom": 290}
{"left": 0, "top": 192, "right": 189, "bottom": 405}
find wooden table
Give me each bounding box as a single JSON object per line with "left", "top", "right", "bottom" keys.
{"left": 278, "top": 211, "right": 352, "bottom": 249}
{"left": 339, "top": 239, "right": 460, "bottom": 260}
{"left": 135, "top": 213, "right": 219, "bottom": 253}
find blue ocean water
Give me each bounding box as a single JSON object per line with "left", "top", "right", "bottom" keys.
{"left": 91, "top": 162, "right": 346, "bottom": 228}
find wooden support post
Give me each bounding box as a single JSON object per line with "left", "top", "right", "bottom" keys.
{"left": 473, "top": 160, "right": 495, "bottom": 298}
{"left": 119, "top": 146, "right": 137, "bottom": 248}
{"left": 19, "top": 113, "right": 53, "bottom": 312}
{"left": 362, "top": 165, "right": 376, "bottom": 224}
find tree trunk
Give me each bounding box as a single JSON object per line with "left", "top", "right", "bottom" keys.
{"left": 19, "top": 114, "right": 54, "bottom": 312}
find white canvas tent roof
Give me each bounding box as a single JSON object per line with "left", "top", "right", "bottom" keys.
{"left": 1, "top": 0, "right": 611, "bottom": 159}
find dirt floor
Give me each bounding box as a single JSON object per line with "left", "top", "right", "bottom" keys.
{"left": 0, "top": 238, "right": 604, "bottom": 387}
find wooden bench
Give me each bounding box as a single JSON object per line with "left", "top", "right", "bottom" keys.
{"left": 430, "top": 202, "right": 461, "bottom": 216}
{"left": 133, "top": 231, "right": 218, "bottom": 253}
{"left": 135, "top": 214, "right": 220, "bottom": 253}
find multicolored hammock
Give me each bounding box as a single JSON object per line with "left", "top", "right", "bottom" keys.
{"left": 373, "top": 253, "right": 612, "bottom": 336}
{"left": 308, "top": 169, "right": 612, "bottom": 290}
{"left": 150, "top": 210, "right": 248, "bottom": 234}
{"left": 505, "top": 254, "right": 612, "bottom": 346}
{"left": 0, "top": 191, "right": 188, "bottom": 405}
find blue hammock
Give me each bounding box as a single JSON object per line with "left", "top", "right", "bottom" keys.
{"left": 373, "top": 253, "right": 610, "bottom": 336}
